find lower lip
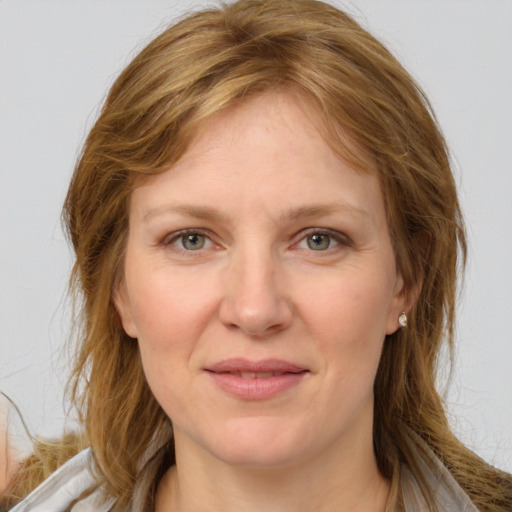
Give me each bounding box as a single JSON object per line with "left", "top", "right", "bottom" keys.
{"left": 206, "top": 371, "right": 307, "bottom": 400}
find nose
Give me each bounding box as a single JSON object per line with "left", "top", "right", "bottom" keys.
{"left": 218, "top": 247, "right": 293, "bottom": 337}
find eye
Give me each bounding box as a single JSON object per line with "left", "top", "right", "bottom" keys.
{"left": 180, "top": 233, "right": 207, "bottom": 250}
{"left": 296, "top": 230, "right": 347, "bottom": 252}
{"left": 163, "top": 230, "right": 214, "bottom": 252}
{"left": 306, "top": 233, "right": 335, "bottom": 251}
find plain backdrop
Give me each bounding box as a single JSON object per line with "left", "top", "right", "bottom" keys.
{"left": 1, "top": 0, "right": 511, "bottom": 472}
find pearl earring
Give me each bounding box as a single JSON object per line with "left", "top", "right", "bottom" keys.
{"left": 398, "top": 312, "right": 408, "bottom": 328}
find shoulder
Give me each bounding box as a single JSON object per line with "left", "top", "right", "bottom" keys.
{"left": 400, "top": 431, "right": 479, "bottom": 512}
{"left": 7, "top": 449, "right": 114, "bottom": 512}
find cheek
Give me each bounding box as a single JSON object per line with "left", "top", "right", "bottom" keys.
{"left": 301, "top": 267, "right": 394, "bottom": 347}
{"left": 129, "top": 273, "right": 214, "bottom": 416}
{"left": 298, "top": 266, "right": 395, "bottom": 401}
{"left": 125, "top": 268, "right": 223, "bottom": 415}
{"left": 302, "top": 272, "right": 391, "bottom": 411}
{"left": 126, "top": 264, "right": 219, "bottom": 351}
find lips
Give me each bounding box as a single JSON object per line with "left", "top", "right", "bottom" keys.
{"left": 207, "top": 358, "right": 306, "bottom": 373}
{"left": 205, "top": 358, "right": 309, "bottom": 400}
{"left": 237, "top": 371, "right": 286, "bottom": 378}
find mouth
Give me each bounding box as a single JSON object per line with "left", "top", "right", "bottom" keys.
{"left": 206, "top": 358, "right": 308, "bottom": 374}
{"left": 228, "top": 371, "right": 295, "bottom": 379}
{"left": 204, "top": 359, "right": 309, "bottom": 400}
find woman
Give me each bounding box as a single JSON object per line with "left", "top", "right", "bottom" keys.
{"left": 2, "top": 0, "right": 511, "bottom": 510}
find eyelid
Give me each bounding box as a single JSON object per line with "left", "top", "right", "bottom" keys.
{"left": 159, "top": 227, "right": 351, "bottom": 254}
{"left": 294, "top": 228, "right": 352, "bottom": 250}
{"left": 161, "top": 228, "right": 218, "bottom": 253}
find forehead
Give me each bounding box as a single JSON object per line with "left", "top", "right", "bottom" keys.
{"left": 129, "top": 90, "right": 385, "bottom": 229}
{"left": 184, "top": 90, "right": 374, "bottom": 173}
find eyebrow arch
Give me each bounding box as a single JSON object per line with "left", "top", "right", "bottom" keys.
{"left": 279, "top": 204, "right": 369, "bottom": 222}
{"left": 143, "top": 204, "right": 230, "bottom": 223}
{"left": 143, "top": 202, "right": 369, "bottom": 224}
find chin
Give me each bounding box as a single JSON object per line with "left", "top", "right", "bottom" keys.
{"left": 213, "top": 443, "right": 304, "bottom": 470}
{"left": 198, "top": 417, "right": 315, "bottom": 470}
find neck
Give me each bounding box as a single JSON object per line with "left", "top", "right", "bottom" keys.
{"left": 156, "top": 420, "right": 390, "bottom": 512}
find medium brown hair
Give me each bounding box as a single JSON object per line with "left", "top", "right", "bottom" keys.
{"left": 6, "top": 1, "right": 511, "bottom": 510}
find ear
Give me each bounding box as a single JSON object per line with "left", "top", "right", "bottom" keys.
{"left": 113, "top": 281, "right": 138, "bottom": 339}
{"left": 386, "top": 231, "right": 429, "bottom": 334}
{"left": 385, "top": 272, "right": 423, "bottom": 335}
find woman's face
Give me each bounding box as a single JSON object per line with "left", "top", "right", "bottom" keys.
{"left": 115, "top": 91, "right": 406, "bottom": 470}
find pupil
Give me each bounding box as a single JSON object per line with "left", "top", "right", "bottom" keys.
{"left": 308, "top": 234, "right": 329, "bottom": 250}
{"left": 183, "top": 234, "right": 204, "bottom": 250}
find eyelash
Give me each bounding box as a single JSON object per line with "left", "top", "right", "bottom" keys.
{"left": 162, "top": 229, "right": 216, "bottom": 254}
{"left": 160, "top": 228, "right": 351, "bottom": 255}
{"left": 296, "top": 228, "right": 352, "bottom": 252}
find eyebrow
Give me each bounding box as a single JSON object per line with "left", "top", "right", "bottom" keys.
{"left": 142, "top": 203, "right": 369, "bottom": 223}
{"left": 143, "top": 205, "right": 230, "bottom": 223}
{"left": 279, "top": 204, "right": 369, "bottom": 222}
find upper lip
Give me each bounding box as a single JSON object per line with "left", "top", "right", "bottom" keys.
{"left": 205, "top": 358, "right": 308, "bottom": 374}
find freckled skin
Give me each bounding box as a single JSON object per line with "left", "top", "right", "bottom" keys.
{"left": 115, "top": 92, "right": 406, "bottom": 510}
